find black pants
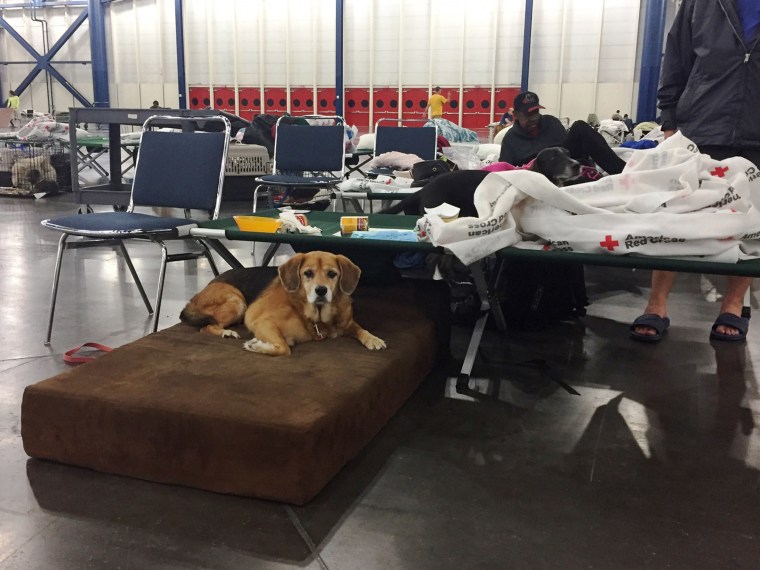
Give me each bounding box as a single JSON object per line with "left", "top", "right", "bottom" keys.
{"left": 563, "top": 120, "right": 626, "bottom": 175}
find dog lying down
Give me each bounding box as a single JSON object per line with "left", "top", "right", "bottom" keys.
{"left": 180, "top": 251, "right": 386, "bottom": 356}
{"left": 381, "top": 146, "right": 582, "bottom": 217}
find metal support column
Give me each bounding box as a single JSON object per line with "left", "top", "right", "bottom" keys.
{"left": 636, "top": 0, "right": 668, "bottom": 122}
{"left": 335, "top": 0, "right": 344, "bottom": 118}
{"left": 521, "top": 0, "right": 534, "bottom": 91}
{"left": 175, "top": 0, "right": 187, "bottom": 109}
{"left": 87, "top": 0, "right": 109, "bottom": 107}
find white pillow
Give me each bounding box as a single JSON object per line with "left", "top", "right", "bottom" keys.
{"left": 476, "top": 144, "right": 501, "bottom": 160}
{"left": 493, "top": 125, "right": 511, "bottom": 145}
{"left": 356, "top": 133, "right": 375, "bottom": 151}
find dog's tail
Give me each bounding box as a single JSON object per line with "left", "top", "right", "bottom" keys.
{"left": 379, "top": 193, "right": 421, "bottom": 215}
{"left": 179, "top": 303, "right": 215, "bottom": 327}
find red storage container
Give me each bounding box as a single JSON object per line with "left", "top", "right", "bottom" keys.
{"left": 238, "top": 88, "right": 261, "bottom": 121}
{"left": 461, "top": 87, "right": 491, "bottom": 129}
{"left": 289, "top": 88, "right": 315, "bottom": 116}
{"left": 344, "top": 87, "right": 370, "bottom": 133}
{"left": 401, "top": 87, "right": 429, "bottom": 121}
{"left": 188, "top": 87, "right": 210, "bottom": 110}
{"left": 494, "top": 87, "right": 521, "bottom": 122}
{"left": 372, "top": 87, "right": 399, "bottom": 125}
{"left": 317, "top": 87, "right": 337, "bottom": 115}
{"left": 212, "top": 87, "right": 236, "bottom": 113}
{"left": 264, "top": 88, "right": 288, "bottom": 114}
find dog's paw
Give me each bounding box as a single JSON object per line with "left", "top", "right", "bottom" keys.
{"left": 243, "top": 338, "right": 265, "bottom": 353}
{"left": 221, "top": 329, "right": 240, "bottom": 339}
{"left": 362, "top": 334, "right": 387, "bottom": 351}
{"left": 243, "top": 338, "right": 282, "bottom": 355}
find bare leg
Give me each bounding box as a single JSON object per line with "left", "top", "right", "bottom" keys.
{"left": 634, "top": 270, "right": 677, "bottom": 337}
{"left": 714, "top": 276, "right": 753, "bottom": 337}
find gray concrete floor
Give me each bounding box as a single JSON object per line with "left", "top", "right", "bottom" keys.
{"left": 2, "top": 193, "right": 760, "bottom": 569}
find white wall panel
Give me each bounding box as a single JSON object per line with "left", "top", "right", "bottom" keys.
{"left": 0, "top": 0, "right": 644, "bottom": 122}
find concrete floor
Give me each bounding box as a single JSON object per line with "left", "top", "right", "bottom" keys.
{"left": 2, "top": 193, "right": 760, "bottom": 569}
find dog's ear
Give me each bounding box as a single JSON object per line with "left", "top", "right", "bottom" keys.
{"left": 336, "top": 255, "right": 361, "bottom": 295}
{"left": 278, "top": 253, "right": 304, "bottom": 292}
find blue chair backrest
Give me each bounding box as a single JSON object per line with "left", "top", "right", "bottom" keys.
{"left": 375, "top": 125, "right": 437, "bottom": 160}
{"left": 274, "top": 123, "right": 345, "bottom": 173}
{"left": 131, "top": 129, "right": 227, "bottom": 212}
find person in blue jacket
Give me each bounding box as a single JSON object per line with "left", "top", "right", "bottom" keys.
{"left": 631, "top": 0, "right": 760, "bottom": 343}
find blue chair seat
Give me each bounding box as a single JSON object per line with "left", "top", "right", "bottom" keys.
{"left": 42, "top": 212, "right": 197, "bottom": 238}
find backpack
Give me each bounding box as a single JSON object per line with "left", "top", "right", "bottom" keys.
{"left": 241, "top": 114, "right": 278, "bottom": 154}
{"left": 498, "top": 259, "right": 588, "bottom": 330}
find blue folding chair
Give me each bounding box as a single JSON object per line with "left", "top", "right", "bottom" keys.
{"left": 370, "top": 118, "right": 438, "bottom": 176}
{"left": 253, "top": 115, "right": 345, "bottom": 212}
{"left": 41, "top": 115, "right": 231, "bottom": 343}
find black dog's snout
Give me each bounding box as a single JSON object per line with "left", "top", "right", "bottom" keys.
{"left": 315, "top": 285, "right": 328, "bottom": 297}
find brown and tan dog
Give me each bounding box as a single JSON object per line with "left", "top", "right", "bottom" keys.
{"left": 242, "top": 251, "right": 386, "bottom": 356}
{"left": 180, "top": 266, "right": 278, "bottom": 338}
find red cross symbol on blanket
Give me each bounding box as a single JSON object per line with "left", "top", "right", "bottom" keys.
{"left": 711, "top": 166, "right": 729, "bottom": 178}
{"left": 618, "top": 174, "right": 635, "bottom": 190}
{"left": 600, "top": 234, "right": 619, "bottom": 251}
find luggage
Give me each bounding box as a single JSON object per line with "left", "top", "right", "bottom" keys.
{"left": 498, "top": 259, "right": 588, "bottom": 330}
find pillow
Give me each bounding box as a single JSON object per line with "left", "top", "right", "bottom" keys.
{"left": 493, "top": 125, "right": 511, "bottom": 145}
{"left": 476, "top": 144, "right": 501, "bottom": 160}
{"left": 356, "top": 133, "right": 375, "bottom": 151}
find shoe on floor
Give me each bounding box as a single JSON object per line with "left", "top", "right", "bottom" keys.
{"left": 629, "top": 313, "right": 670, "bottom": 343}
{"left": 710, "top": 312, "right": 749, "bottom": 342}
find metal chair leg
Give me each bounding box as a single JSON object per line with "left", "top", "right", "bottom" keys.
{"left": 151, "top": 241, "right": 170, "bottom": 333}
{"left": 117, "top": 241, "right": 153, "bottom": 315}
{"left": 45, "top": 233, "right": 69, "bottom": 345}
{"left": 253, "top": 184, "right": 262, "bottom": 213}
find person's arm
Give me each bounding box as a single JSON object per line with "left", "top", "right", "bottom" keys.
{"left": 657, "top": 0, "right": 695, "bottom": 132}
{"left": 499, "top": 133, "right": 516, "bottom": 164}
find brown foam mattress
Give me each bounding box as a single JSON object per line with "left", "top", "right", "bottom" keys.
{"left": 22, "top": 281, "right": 447, "bottom": 504}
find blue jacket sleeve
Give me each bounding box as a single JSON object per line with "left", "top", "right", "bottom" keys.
{"left": 657, "top": 0, "right": 696, "bottom": 131}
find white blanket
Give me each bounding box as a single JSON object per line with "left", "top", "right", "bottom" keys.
{"left": 416, "top": 133, "right": 760, "bottom": 265}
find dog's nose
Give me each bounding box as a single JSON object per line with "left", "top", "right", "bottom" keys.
{"left": 315, "top": 285, "right": 328, "bottom": 297}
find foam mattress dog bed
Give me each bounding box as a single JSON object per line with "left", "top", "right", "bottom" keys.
{"left": 21, "top": 280, "right": 449, "bottom": 505}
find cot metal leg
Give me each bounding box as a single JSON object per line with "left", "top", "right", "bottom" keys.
{"left": 261, "top": 243, "right": 281, "bottom": 267}
{"left": 456, "top": 258, "right": 507, "bottom": 391}
{"left": 118, "top": 241, "right": 153, "bottom": 315}
{"left": 196, "top": 239, "right": 220, "bottom": 276}
{"left": 204, "top": 238, "right": 243, "bottom": 269}
{"left": 45, "top": 233, "right": 69, "bottom": 345}
{"left": 457, "top": 309, "right": 490, "bottom": 392}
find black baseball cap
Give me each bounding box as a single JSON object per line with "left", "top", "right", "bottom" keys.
{"left": 513, "top": 91, "right": 544, "bottom": 114}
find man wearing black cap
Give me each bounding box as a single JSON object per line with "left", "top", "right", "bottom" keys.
{"left": 499, "top": 91, "right": 626, "bottom": 176}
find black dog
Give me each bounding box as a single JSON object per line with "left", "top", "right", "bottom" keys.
{"left": 380, "top": 146, "right": 582, "bottom": 217}
{"left": 531, "top": 146, "right": 582, "bottom": 187}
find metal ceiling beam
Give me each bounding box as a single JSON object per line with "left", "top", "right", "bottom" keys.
{"left": 87, "top": 0, "right": 108, "bottom": 107}
{"left": 0, "top": 9, "right": 92, "bottom": 106}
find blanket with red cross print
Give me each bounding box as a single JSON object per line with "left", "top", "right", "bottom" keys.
{"left": 416, "top": 132, "right": 760, "bottom": 265}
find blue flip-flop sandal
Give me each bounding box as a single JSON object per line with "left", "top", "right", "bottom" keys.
{"left": 710, "top": 312, "right": 749, "bottom": 342}
{"left": 630, "top": 313, "right": 670, "bottom": 342}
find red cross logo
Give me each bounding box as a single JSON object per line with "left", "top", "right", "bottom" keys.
{"left": 600, "top": 235, "right": 619, "bottom": 251}
{"left": 711, "top": 166, "right": 729, "bottom": 178}
{"left": 618, "top": 174, "right": 635, "bottom": 190}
